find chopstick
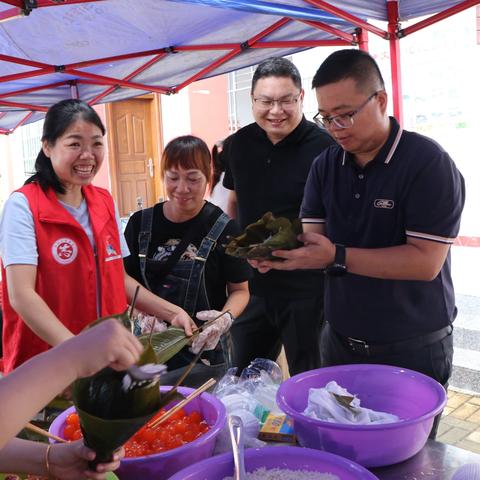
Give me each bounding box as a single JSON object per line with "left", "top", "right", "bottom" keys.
{"left": 148, "top": 378, "right": 216, "bottom": 429}
{"left": 26, "top": 421, "right": 68, "bottom": 444}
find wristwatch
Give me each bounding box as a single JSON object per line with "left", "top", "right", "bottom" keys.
{"left": 325, "top": 243, "right": 347, "bottom": 277}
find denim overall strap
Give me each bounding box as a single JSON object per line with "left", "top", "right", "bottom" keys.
{"left": 183, "top": 211, "right": 230, "bottom": 317}
{"left": 138, "top": 207, "right": 154, "bottom": 291}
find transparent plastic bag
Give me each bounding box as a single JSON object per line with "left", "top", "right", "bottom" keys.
{"left": 213, "top": 358, "right": 283, "bottom": 453}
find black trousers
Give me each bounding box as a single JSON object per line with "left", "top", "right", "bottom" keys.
{"left": 231, "top": 294, "right": 324, "bottom": 376}
{"left": 321, "top": 322, "right": 453, "bottom": 438}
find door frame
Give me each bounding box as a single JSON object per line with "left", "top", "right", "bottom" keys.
{"left": 105, "top": 93, "right": 165, "bottom": 209}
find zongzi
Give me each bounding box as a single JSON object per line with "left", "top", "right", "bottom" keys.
{"left": 224, "top": 212, "right": 301, "bottom": 260}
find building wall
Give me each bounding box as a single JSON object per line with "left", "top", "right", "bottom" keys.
{"left": 189, "top": 75, "right": 230, "bottom": 149}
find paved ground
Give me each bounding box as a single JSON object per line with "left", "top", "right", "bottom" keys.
{"left": 438, "top": 387, "right": 480, "bottom": 454}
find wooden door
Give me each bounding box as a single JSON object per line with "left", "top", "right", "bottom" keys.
{"left": 108, "top": 97, "right": 159, "bottom": 216}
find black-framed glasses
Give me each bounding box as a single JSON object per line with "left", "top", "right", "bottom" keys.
{"left": 253, "top": 93, "right": 301, "bottom": 111}
{"left": 313, "top": 91, "right": 379, "bottom": 129}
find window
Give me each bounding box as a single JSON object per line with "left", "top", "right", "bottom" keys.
{"left": 20, "top": 120, "right": 43, "bottom": 176}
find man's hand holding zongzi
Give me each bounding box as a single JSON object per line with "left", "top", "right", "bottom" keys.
{"left": 253, "top": 232, "right": 336, "bottom": 272}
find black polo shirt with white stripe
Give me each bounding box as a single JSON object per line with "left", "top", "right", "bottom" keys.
{"left": 301, "top": 117, "right": 465, "bottom": 341}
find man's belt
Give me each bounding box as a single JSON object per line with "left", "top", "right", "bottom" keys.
{"left": 335, "top": 324, "right": 453, "bottom": 357}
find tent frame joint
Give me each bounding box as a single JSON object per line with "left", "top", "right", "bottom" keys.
{"left": 163, "top": 46, "right": 178, "bottom": 54}
{"left": 54, "top": 65, "right": 66, "bottom": 72}
{"left": 22, "top": 0, "right": 37, "bottom": 15}
{"left": 240, "top": 41, "right": 250, "bottom": 51}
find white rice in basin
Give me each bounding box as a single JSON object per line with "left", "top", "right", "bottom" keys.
{"left": 222, "top": 467, "right": 339, "bottom": 479}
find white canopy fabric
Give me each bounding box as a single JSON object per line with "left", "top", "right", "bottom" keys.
{"left": 0, "top": 0, "right": 476, "bottom": 131}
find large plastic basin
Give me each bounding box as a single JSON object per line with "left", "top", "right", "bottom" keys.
{"left": 276, "top": 364, "right": 447, "bottom": 467}
{"left": 168, "top": 445, "right": 379, "bottom": 479}
{"left": 49, "top": 385, "right": 226, "bottom": 479}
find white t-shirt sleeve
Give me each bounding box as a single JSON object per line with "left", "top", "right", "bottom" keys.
{"left": 114, "top": 204, "right": 130, "bottom": 258}
{"left": 0, "top": 192, "right": 38, "bottom": 267}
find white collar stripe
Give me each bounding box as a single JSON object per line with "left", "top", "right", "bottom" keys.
{"left": 302, "top": 218, "right": 325, "bottom": 224}
{"left": 385, "top": 126, "right": 403, "bottom": 164}
{"left": 406, "top": 230, "right": 456, "bottom": 244}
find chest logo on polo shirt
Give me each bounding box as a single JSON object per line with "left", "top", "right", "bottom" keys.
{"left": 374, "top": 199, "right": 394, "bottom": 209}
{"left": 52, "top": 238, "right": 78, "bottom": 265}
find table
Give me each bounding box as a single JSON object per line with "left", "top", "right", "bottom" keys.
{"left": 372, "top": 440, "right": 480, "bottom": 479}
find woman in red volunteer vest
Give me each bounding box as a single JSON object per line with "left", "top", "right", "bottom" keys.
{"left": 0, "top": 99, "right": 197, "bottom": 373}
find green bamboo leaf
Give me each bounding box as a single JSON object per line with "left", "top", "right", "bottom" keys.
{"left": 140, "top": 328, "right": 194, "bottom": 364}
{"left": 85, "top": 309, "right": 132, "bottom": 331}
{"left": 332, "top": 393, "right": 356, "bottom": 412}
{"left": 137, "top": 342, "right": 157, "bottom": 366}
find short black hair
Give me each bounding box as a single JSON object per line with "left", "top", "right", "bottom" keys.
{"left": 312, "top": 49, "right": 385, "bottom": 93}
{"left": 251, "top": 57, "right": 302, "bottom": 93}
{"left": 25, "top": 99, "right": 106, "bottom": 194}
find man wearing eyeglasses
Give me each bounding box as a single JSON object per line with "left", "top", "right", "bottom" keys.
{"left": 254, "top": 49, "right": 465, "bottom": 436}
{"left": 222, "top": 57, "right": 335, "bottom": 376}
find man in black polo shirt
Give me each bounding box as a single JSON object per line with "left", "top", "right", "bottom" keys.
{"left": 222, "top": 57, "right": 334, "bottom": 375}
{"left": 254, "top": 50, "right": 465, "bottom": 436}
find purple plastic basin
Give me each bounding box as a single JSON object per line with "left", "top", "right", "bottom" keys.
{"left": 168, "top": 445, "right": 379, "bottom": 480}
{"left": 49, "top": 386, "right": 226, "bottom": 480}
{"left": 276, "top": 364, "right": 447, "bottom": 468}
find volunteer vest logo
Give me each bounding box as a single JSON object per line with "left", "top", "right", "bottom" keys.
{"left": 52, "top": 238, "right": 78, "bottom": 264}
{"left": 105, "top": 235, "right": 122, "bottom": 262}
{"left": 374, "top": 199, "right": 394, "bottom": 209}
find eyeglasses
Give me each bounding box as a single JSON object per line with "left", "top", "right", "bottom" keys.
{"left": 253, "top": 94, "right": 301, "bottom": 111}
{"left": 313, "top": 91, "right": 379, "bottom": 129}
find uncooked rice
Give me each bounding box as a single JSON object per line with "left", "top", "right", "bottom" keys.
{"left": 222, "top": 467, "right": 339, "bottom": 479}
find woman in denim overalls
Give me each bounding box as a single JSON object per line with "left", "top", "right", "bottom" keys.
{"left": 124, "top": 135, "right": 250, "bottom": 387}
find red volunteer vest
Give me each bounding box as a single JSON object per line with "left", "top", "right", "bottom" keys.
{"left": 1, "top": 183, "right": 127, "bottom": 373}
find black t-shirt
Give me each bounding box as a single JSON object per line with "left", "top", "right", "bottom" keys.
{"left": 123, "top": 202, "right": 252, "bottom": 311}
{"left": 223, "top": 116, "right": 335, "bottom": 298}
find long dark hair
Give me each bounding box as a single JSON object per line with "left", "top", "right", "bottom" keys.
{"left": 25, "top": 99, "right": 106, "bottom": 194}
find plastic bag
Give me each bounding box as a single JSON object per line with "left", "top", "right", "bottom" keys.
{"left": 213, "top": 359, "right": 283, "bottom": 453}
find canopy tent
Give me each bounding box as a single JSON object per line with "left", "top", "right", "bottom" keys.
{"left": 0, "top": 0, "right": 478, "bottom": 133}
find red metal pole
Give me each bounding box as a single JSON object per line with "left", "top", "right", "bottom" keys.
{"left": 401, "top": 0, "right": 480, "bottom": 37}
{"left": 387, "top": 0, "right": 403, "bottom": 125}
{"left": 356, "top": 28, "right": 369, "bottom": 52}
{"left": 70, "top": 81, "right": 79, "bottom": 99}
{"left": 300, "top": 19, "right": 355, "bottom": 43}
{"left": 11, "top": 111, "right": 34, "bottom": 131}
{"left": 304, "top": 0, "right": 388, "bottom": 38}
{"left": 88, "top": 53, "right": 167, "bottom": 105}
{"left": 0, "top": 99, "right": 48, "bottom": 111}
{"left": 0, "top": 7, "right": 23, "bottom": 22}
{"left": 64, "top": 68, "right": 169, "bottom": 94}
{"left": 174, "top": 17, "right": 291, "bottom": 93}
{"left": 0, "top": 80, "right": 67, "bottom": 98}
{"left": 250, "top": 40, "right": 351, "bottom": 48}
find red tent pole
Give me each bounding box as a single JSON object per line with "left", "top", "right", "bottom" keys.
{"left": 356, "top": 28, "right": 369, "bottom": 51}
{"left": 401, "top": 0, "right": 480, "bottom": 37}
{"left": 304, "top": 0, "right": 388, "bottom": 38}
{"left": 387, "top": 0, "right": 403, "bottom": 125}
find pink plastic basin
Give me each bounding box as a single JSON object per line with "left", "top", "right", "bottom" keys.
{"left": 168, "top": 445, "right": 379, "bottom": 479}
{"left": 49, "top": 386, "right": 226, "bottom": 479}
{"left": 276, "top": 364, "right": 447, "bottom": 468}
